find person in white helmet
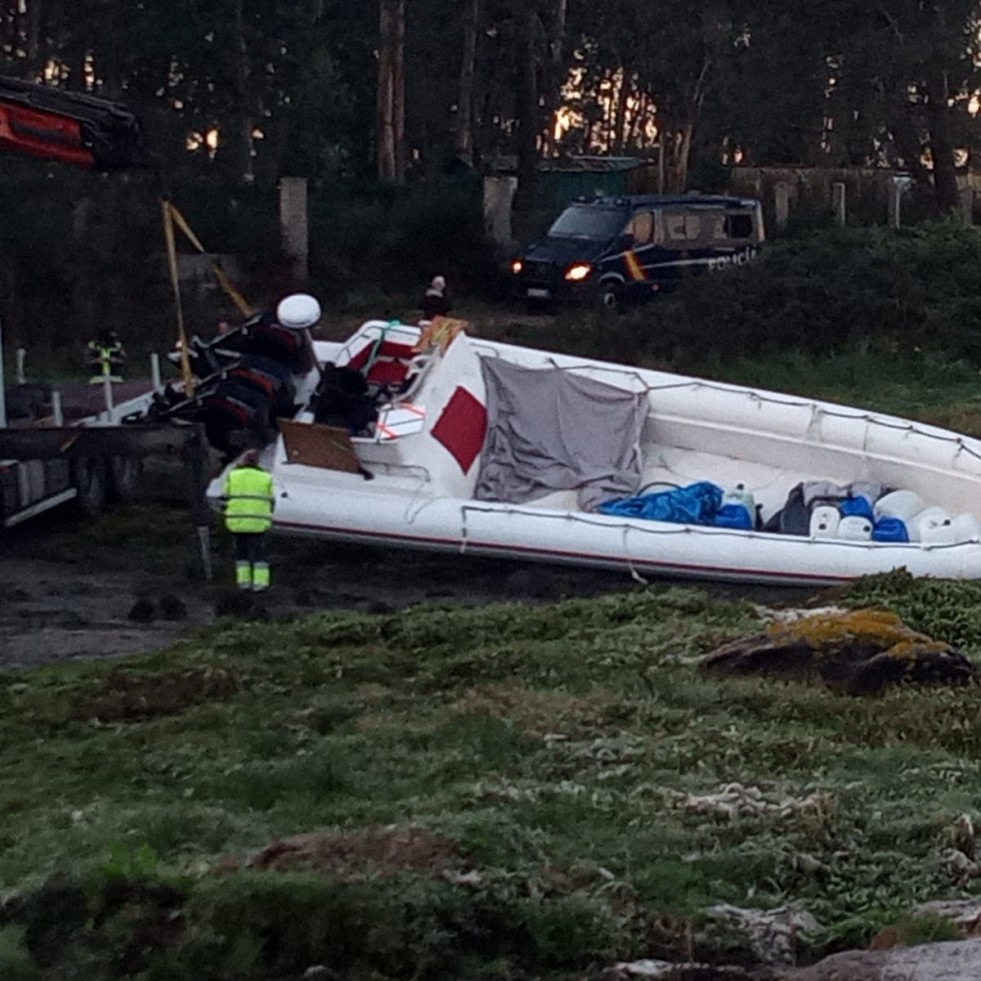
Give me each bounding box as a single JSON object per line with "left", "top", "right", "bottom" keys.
{"left": 276, "top": 293, "right": 322, "bottom": 330}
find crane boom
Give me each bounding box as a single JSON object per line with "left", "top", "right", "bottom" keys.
{"left": 0, "top": 75, "right": 146, "bottom": 171}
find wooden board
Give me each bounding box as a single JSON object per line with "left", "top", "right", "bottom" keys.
{"left": 279, "top": 419, "right": 362, "bottom": 473}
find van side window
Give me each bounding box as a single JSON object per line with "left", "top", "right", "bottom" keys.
{"left": 726, "top": 213, "right": 754, "bottom": 239}
{"left": 629, "top": 211, "right": 654, "bottom": 244}
{"left": 665, "top": 212, "right": 701, "bottom": 244}
{"left": 710, "top": 211, "right": 756, "bottom": 244}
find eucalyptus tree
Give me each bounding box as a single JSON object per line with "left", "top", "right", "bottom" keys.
{"left": 825, "top": 0, "right": 981, "bottom": 213}
{"left": 718, "top": 0, "right": 981, "bottom": 212}
{"left": 564, "top": 0, "right": 744, "bottom": 190}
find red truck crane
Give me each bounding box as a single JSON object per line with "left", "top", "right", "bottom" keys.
{"left": 0, "top": 76, "right": 177, "bottom": 527}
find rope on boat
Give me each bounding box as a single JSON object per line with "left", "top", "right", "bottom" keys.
{"left": 533, "top": 358, "right": 981, "bottom": 466}
{"left": 457, "top": 502, "right": 973, "bottom": 550}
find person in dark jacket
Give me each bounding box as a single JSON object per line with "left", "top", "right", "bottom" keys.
{"left": 420, "top": 275, "right": 451, "bottom": 322}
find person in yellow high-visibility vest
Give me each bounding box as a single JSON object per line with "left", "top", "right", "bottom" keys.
{"left": 222, "top": 449, "right": 275, "bottom": 591}
{"left": 86, "top": 329, "right": 126, "bottom": 384}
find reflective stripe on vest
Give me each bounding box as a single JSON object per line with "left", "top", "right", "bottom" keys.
{"left": 224, "top": 466, "right": 274, "bottom": 533}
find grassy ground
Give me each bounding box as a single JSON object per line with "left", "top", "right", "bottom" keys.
{"left": 6, "top": 314, "right": 981, "bottom": 978}
{"left": 4, "top": 572, "right": 981, "bottom": 979}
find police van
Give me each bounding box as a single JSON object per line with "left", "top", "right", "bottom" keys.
{"left": 510, "top": 193, "right": 764, "bottom": 309}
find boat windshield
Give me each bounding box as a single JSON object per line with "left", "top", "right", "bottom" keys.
{"left": 547, "top": 205, "right": 629, "bottom": 239}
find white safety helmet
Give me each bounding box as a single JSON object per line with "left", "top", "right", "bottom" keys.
{"left": 276, "top": 293, "right": 322, "bottom": 330}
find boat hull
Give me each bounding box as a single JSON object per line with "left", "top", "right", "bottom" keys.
{"left": 207, "top": 320, "right": 981, "bottom": 587}
{"left": 271, "top": 484, "right": 981, "bottom": 587}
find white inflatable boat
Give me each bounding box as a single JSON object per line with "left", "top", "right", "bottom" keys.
{"left": 207, "top": 318, "right": 981, "bottom": 586}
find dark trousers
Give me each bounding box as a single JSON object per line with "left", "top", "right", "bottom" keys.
{"left": 234, "top": 532, "right": 268, "bottom": 565}
{"left": 233, "top": 532, "right": 270, "bottom": 589}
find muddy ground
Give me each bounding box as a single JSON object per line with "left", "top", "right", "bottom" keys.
{"left": 0, "top": 455, "right": 809, "bottom": 673}
{"left": 0, "top": 527, "right": 638, "bottom": 671}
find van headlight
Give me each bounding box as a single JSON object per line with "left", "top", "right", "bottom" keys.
{"left": 564, "top": 262, "right": 592, "bottom": 282}
{"left": 510, "top": 259, "right": 523, "bottom": 274}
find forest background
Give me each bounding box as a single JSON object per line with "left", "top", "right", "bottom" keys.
{"left": 2, "top": 0, "right": 981, "bottom": 369}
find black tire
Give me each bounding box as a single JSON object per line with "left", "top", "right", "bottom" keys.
{"left": 72, "top": 455, "right": 108, "bottom": 517}
{"left": 109, "top": 454, "right": 143, "bottom": 502}
{"left": 599, "top": 281, "right": 624, "bottom": 313}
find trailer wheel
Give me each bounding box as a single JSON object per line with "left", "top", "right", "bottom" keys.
{"left": 109, "top": 454, "right": 143, "bottom": 502}
{"left": 72, "top": 455, "right": 108, "bottom": 516}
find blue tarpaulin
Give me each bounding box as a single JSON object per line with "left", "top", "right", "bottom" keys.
{"left": 598, "top": 481, "right": 725, "bottom": 525}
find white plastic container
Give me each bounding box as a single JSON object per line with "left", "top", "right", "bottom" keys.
{"left": 809, "top": 504, "right": 840, "bottom": 538}
{"left": 950, "top": 513, "right": 981, "bottom": 543}
{"left": 916, "top": 509, "right": 956, "bottom": 544}
{"left": 723, "top": 483, "right": 756, "bottom": 513}
{"left": 907, "top": 506, "right": 950, "bottom": 543}
{"left": 837, "top": 515, "right": 873, "bottom": 541}
{"left": 873, "top": 489, "right": 925, "bottom": 522}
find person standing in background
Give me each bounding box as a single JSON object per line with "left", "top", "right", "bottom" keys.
{"left": 222, "top": 448, "right": 275, "bottom": 591}
{"left": 420, "top": 275, "right": 451, "bottom": 322}
{"left": 86, "top": 329, "right": 126, "bottom": 384}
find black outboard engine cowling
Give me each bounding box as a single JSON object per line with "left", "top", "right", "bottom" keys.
{"left": 312, "top": 363, "right": 379, "bottom": 436}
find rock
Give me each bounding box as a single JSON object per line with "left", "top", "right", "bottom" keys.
{"left": 158, "top": 594, "right": 187, "bottom": 620}
{"left": 912, "top": 899, "right": 981, "bottom": 937}
{"left": 702, "top": 609, "right": 976, "bottom": 694}
{"left": 603, "top": 961, "right": 762, "bottom": 979}
{"left": 127, "top": 598, "right": 157, "bottom": 622}
{"left": 214, "top": 590, "right": 255, "bottom": 618}
{"left": 702, "top": 903, "right": 820, "bottom": 967}
{"left": 778, "top": 937, "right": 981, "bottom": 980}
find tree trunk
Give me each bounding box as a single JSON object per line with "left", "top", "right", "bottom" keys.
{"left": 513, "top": 5, "right": 539, "bottom": 218}
{"left": 377, "top": 0, "right": 395, "bottom": 180}
{"left": 543, "top": 0, "right": 567, "bottom": 155}
{"left": 231, "top": 0, "right": 255, "bottom": 184}
{"left": 613, "top": 70, "right": 630, "bottom": 152}
{"left": 25, "top": 0, "right": 40, "bottom": 76}
{"left": 454, "top": 0, "right": 480, "bottom": 166}
{"left": 376, "top": 0, "right": 405, "bottom": 182}
{"left": 925, "top": 69, "right": 959, "bottom": 215}
{"left": 888, "top": 101, "right": 937, "bottom": 210}
{"left": 393, "top": 0, "right": 405, "bottom": 181}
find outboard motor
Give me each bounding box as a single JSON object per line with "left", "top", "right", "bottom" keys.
{"left": 159, "top": 293, "right": 322, "bottom": 453}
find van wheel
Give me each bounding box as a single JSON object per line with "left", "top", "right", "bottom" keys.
{"left": 109, "top": 454, "right": 143, "bottom": 502}
{"left": 599, "top": 282, "right": 623, "bottom": 312}
{"left": 72, "top": 455, "right": 108, "bottom": 517}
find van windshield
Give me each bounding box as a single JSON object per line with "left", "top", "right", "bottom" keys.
{"left": 548, "top": 205, "right": 629, "bottom": 239}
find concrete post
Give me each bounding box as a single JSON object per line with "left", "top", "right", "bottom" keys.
{"left": 102, "top": 373, "right": 115, "bottom": 422}
{"left": 52, "top": 390, "right": 63, "bottom": 426}
{"left": 184, "top": 423, "right": 213, "bottom": 581}
{"left": 482, "top": 175, "right": 518, "bottom": 248}
{"left": 151, "top": 353, "right": 162, "bottom": 392}
{"left": 832, "top": 182, "right": 846, "bottom": 227}
{"left": 888, "top": 181, "right": 903, "bottom": 228}
{"left": 774, "top": 181, "right": 790, "bottom": 231}
{"left": 15, "top": 348, "right": 25, "bottom": 384}
{"left": 960, "top": 189, "right": 974, "bottom": 224}
{"left": 279, "top": 176, "right": 309, "bottom": 287}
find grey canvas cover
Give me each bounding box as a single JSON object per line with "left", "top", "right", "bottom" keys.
{"left": 474, "top": 358, "right": 644, "bottom": 509}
